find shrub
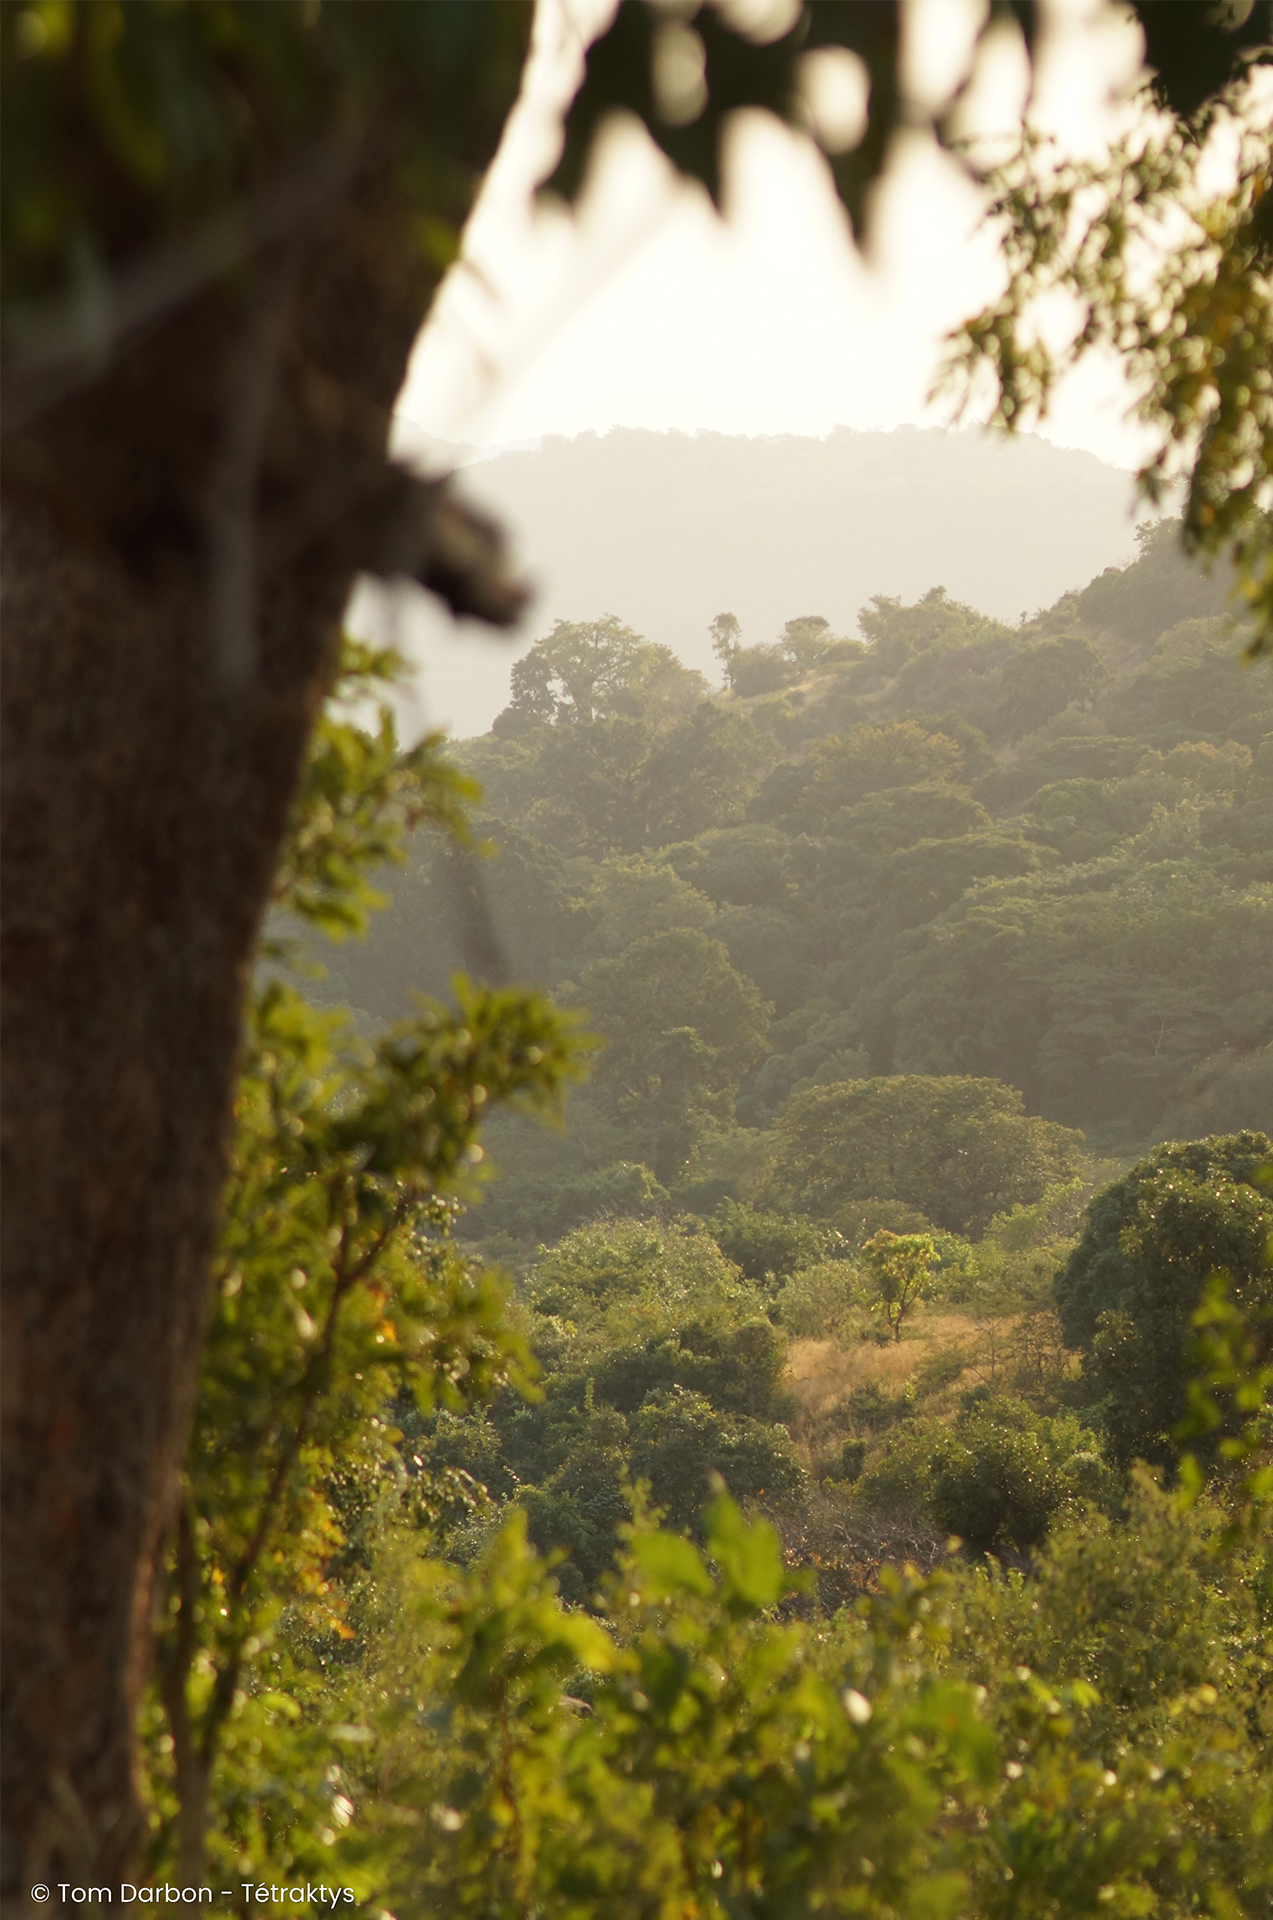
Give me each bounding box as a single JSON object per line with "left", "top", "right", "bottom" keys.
{"left": 629, "top": 1389, "right": 807, "bottom": 1532}
{"left": 1056, "top": 1132, "right": 1273, "bottom": 1465}
{"left": 824, "top": 1436, "right": 868, "bottom": 1483}
{"left": 855, "top": 1397, "right": 1109, "bottom": 1555}
{"left": 930, "top": 1403, "right": 1109, "bottom": 1555}
{"left": 550, "top": 1161, "right": 669, "bottom": 1234}
{"left": 775, "top": 1260, "right": 869, "bottom": 1339}
{"left": 844, "top": 1379, "right": 916, "bottom": 1432}
{"left": 528, "top": 1216, "right": 758, "bottom": 1344}
{"left": 854, "top": 1419, "right": 942, "bottom": 1516}
{"left": 709, "top": 1199, "right": 837, "bottom": 1282}
{"left": 590, "top": 1315, "right": 792, "bottom": 1423}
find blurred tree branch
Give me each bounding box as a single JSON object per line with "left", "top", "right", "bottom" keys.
{"left": 939, "top": 53, "right": 1273, "bottom": 653}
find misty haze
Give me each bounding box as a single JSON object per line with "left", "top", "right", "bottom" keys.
{"left": 356, "top": 425, "right": 1142, "bottom": 738}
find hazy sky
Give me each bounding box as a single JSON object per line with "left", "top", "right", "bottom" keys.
{"left": 356, "top": 423, "right": 1143, "bottom": 739}
{"left": 354, "top": 0, "right": 1161, "bottom": 736}
{"left": 393, "top": 0, "right": 1153, "bottom": 468}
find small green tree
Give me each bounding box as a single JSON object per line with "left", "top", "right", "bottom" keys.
{"left": 708, "top": 1199, "right": 835, "bottom": 1284}
{"left": 862, "top": 1230, "right": 939, "bottom": 1341}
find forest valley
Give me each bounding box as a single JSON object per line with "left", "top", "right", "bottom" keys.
{"left": 146, "top": 519, "right": 1273, "bottom": 1917}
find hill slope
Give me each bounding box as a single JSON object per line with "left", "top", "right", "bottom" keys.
{"left": 360, "top": 427, "right": 1141, "bottom": 738}
{"left": 318, "top": 519, "right": 1270, "bottom": 1230}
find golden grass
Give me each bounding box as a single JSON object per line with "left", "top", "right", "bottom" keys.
{"left": 786, "top": 1312, "right": 988, "bottom": 1416}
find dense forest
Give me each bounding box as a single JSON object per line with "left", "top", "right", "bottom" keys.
{"left": 327, "top": 513, "right": 1272, "bottom": 1177}
{"left": 150, "top": 521, "right": 1273, "bottom": 1911}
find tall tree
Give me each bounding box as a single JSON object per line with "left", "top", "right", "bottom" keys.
{"left": 577, "top": 928, "right": 770, "bottom": 1181}
{"left": 507, "top": 616, "right": 704, "bottom": 725}
{"left": 2, "top": 6, "right": 533, "bottom": 1893}
{"left": 763, "top": 1075, "right": 1084, "bottom": 1238}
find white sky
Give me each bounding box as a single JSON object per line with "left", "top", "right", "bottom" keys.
{"left": 392, "top": 0, "right": 1154, "bottom": 470}
{"left": 356, "top": 0, "right": 1165, "bottom": 737}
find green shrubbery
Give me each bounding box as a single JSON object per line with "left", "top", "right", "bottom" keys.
{"left": 929, "top": 1400, "right": 1116, "bottom": 1553}
{"left": 773, "top": 1258, "right": 869, "bottom": 1339}
{"left": 146, "top": 576, "right": 1273, "bottom": 1907}
{"left": 708, "top": 1198, "right": 840, "bottom": 1284}
{"left": 200, "top": 1481, "right": 1273, "bottom": 1917}
{"left": 1057, "top": 1133, "right": 1273, "bottom": 1466}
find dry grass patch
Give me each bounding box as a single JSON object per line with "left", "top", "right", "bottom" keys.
{"left": 786, "top": 1312, "right": 984, "bottom": 1416}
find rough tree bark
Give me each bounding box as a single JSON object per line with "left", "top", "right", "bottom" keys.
{"left": 0, "top": 48, "right": 530, "bottom": 1902}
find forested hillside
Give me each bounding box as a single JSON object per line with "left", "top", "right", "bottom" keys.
{"left": 16, "top": 0, "right": 1273, "bottom": 1906}
{"left": 322, "top": 517, "right": 1272, "bottom": 1228}
{"left": 275, "top": 515, "right": 1272, "bottom": 1598}
{"left": 156, "top": 524, "right": 1273, "bottom": 1907}
{"left": 390, "top": 427, "right": 1141, "bottom": 736}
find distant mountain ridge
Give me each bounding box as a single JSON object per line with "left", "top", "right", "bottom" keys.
{"left": 356, "top": 426, "right": 1142, "bottom": 740}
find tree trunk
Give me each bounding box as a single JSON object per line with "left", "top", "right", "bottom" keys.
{"left": 0, "top": 56, "right": 528, "bottom": 1896}
{"left": 156, "top": 1503, "right": 212, "bottom": 1889}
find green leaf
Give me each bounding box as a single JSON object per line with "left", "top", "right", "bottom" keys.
{"left": 629, "top": 1530, "right": 713, "bottom": 1600}
{"left": 704, "top": 1493, "right": 785, "bottom": 1612}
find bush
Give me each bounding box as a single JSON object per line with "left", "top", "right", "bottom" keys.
{"left": 844, "top": 1379, "right": 916, "bottom": 1431}
{"left": 774, "top": 1260, "right": 868, "bottom": 1339}
{"left": 709, "top": 1199, "right": 837, "bottom": 1282}
{"left": 854, "top": 1397, "right": 1110, "bottom": 1555}
{"left": 1055, "top": 1132, "right": 1273, "bottom": 1465}
{"left": 824, "top": 1436, "right": 867, "bottom": 1483}
{"left": 949, "top": 1469, "right": 1269, "bottom": 1754}
{"left": 528, "top": 1216, "right": 758, "bottom": 1344}
{"left": 590, "top": 1315, "right": 792, "bottom": 1423}
{"left": 550, "top": 1161, "right": 669, "bottom": 1234}
{"left": 629, "top": 1388, "right": 807, "bottom": 1532}
{"left": 930, "top": 1402, "right": 1110, "bottom": 1555}
{"left": 520, "top": 1432, "right": 634, "bottom": 1603}
{"left": 854, "top": 1419, "right": 941, "bottom": 1516}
